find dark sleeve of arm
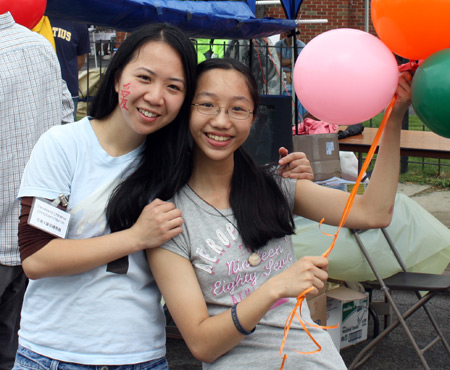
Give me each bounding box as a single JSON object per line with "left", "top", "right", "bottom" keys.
{"left": 18, "top": 197, "right": 58, "bottom": 262}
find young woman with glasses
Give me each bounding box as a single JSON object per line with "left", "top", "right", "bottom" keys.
{"left": 147, "top": 58, "right": 412, "bottom": 369}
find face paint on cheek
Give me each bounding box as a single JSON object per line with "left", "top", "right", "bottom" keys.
{"left": 119, "top": 82, "right": 131, "bottom": 111}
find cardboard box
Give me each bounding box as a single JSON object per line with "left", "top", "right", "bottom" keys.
{"left": 306, "top": 292, "right": 327, "bottom": 326}
{"left": 292, "top": 133, "right": 341, "bottom": 181}
{"left": 326, "top": 286, "right": 369, "bottom": 350}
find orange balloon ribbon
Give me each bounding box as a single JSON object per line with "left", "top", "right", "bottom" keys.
{"left": 398, "top": 60, "right": 419, "bottom": 74}
{"left": 279, "top": 97, "right": 397, "bottom": 370}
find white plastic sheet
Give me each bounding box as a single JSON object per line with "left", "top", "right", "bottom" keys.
{"left": 293, "top": 193, "right": 450, "bottom": 281}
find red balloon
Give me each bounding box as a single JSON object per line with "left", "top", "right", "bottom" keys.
{"left": 0, "top": 0, "right": 47, "bottom": 29}
{"left": 372, "top": 0, "right": 450, "bottom": 60}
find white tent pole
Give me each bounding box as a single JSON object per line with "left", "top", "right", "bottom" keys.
{"left": 365, "top": 0, "right": 370, "bottom": 32}
{"left": 295, "top": 19, "right": 328, "bottom": 24}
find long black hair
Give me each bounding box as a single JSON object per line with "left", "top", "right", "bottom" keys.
{"left": 103, "top": 23, "right": 197, "bottom": 232}
{"left": 196, "top": 59, "right": 295, "bottom": 251}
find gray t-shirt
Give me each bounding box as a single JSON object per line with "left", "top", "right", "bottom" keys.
{"left": 162, "top": 178, "right": 346, "bottom": 369}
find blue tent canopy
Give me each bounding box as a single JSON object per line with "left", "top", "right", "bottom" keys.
{"left": 279, "top": 0, "right": 304, "bottom": 21}
{"left": 45, "top": 0, "right": 297, "bottom": 39}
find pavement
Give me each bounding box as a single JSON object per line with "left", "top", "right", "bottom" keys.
{"left": 165, "top": 183, "right": 450, "bottom": 369}
{"left": 397, "top": 182, "right": 450, "bottom": 228}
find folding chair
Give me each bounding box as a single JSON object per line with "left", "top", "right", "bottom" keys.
{"left": 348, "top": 228, "right": 450, "bottom": 370}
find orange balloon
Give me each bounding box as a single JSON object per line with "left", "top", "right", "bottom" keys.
{"left": 0, "top": 0, "right": 47, "bottom": 29}
{"left": 371, "top": 0, "right": 450, "bottom": 60}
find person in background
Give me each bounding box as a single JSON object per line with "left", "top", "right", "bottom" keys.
{"left": 275, "top": 30, "right": 307, "bottom": 118}
{"left": 147, "top": 58, "right": 412, "bottom": 369}
{"left": 276, "top": 30, "right": 305, "bottom": 72}
{"left": 196, "top": 38, "right": 228, "bottom": 63}
{"left": 50, "top": 17, "right": 91, "bottom": 119}
{"left": 0, "top": 10, "right": 73, "bottom": 370}
{"left": 32, "top": 16, "right": 56, "bottom": 50}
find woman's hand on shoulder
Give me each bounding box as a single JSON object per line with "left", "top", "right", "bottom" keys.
{"left": 129, "top": 198, "right": 183, "bottom": 250}
{"left": 278, "top": 147, "right": 314, "bottom": 181}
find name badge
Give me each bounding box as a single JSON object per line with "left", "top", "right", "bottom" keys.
{"left": 28, "top": 198, "right": 71, "bottom": 238}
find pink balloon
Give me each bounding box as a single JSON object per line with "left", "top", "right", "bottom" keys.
{"left": 293, "top": 28, "right": 399, "bottom": 125}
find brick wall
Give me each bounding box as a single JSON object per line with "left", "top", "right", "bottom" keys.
{"left": 264, "top": 0, "right": 376, "bottom": 43}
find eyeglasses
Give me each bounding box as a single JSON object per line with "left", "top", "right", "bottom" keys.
{"left": 192, "top": 103, "right": 253, "bottom": 120}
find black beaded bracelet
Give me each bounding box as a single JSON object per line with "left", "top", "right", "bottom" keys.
{"left": 231, "top": 304, "right": 255, "bottom": 335}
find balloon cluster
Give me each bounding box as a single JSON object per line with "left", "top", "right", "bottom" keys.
{"left": 293, "top": 0, "right": 450, "bottom": 138}
{"left": 0, "top": 0, "right": 47, "bottom": 29}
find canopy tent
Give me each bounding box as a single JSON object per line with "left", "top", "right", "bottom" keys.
{"left": 278, "top": 0, "right": 304, "bottom": 20}
{"left": 45, "top": 0, "right": 298, "bottom": 39}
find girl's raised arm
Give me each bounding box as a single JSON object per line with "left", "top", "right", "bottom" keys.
{"left": 292, "top": 72, "right": 412, "bottom": 229}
